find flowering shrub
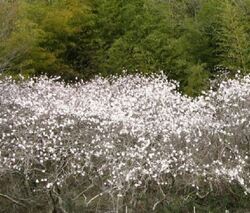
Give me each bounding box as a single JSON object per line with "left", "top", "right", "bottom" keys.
{"left": 0, "top": 74, "right": 249, "bottom": 212}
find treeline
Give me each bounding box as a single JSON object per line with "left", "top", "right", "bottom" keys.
{"left": 1, "top": 0, "right": 250, "bottom": 95}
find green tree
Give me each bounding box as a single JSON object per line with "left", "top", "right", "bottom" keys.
{"left": 1, "top": 0, "right": 91, "bottom": 80}
{"left": 2, "top": 0, "right": 250, "bottom": 95}
{"left": 216, "top": 0, "right": 250, "bottom": 74}
{"left": 0, "top": 2, "right": 22, "bottom": 73}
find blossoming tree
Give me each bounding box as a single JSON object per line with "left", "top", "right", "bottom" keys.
{"left": 0, "top": 74, "right": 249, "bottom": 212}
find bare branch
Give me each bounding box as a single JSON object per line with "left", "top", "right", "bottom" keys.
{"left": 0, "top": 193, "right": 26, "bottom": 208}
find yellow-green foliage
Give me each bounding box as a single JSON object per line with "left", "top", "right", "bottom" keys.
{"left": 216, "top": 0, "right": 250, "bottom": 73}
{"left": 1, "top": 0, "right": 250, "bottom": 94}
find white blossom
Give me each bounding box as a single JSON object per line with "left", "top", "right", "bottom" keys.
{"left": 0, "top": 74, "right": 249, "bottom": 198}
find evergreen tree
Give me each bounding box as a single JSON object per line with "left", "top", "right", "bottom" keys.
{"left": 216, "top": 0, "right": 250, "bottom": 74}
{"left": 1, "top": 0, "right": 250, "bottom": 94}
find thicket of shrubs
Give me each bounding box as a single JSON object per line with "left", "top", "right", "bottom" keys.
{"left": 1, "top": 0, "right": 250, "bottom": 212}
{"left": 0, "top": 74, "right": 249, "bottom": 212}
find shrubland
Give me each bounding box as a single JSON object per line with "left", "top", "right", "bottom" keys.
{"left": 0, "top": 74, "right": 249, "bottom": 212}
{"left": 1, "top": 0, "right": 250, "bottom": 212}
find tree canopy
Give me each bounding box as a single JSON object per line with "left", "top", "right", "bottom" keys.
{"left": 1, "top": 0, "right": 250, "bottom": 95}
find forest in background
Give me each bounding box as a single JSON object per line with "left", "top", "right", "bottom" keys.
{"left": 1, "top": 0, "right": 250, "bottom": 96}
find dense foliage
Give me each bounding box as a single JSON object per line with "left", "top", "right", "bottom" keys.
{"left": 1, "top": 0, "right": 250, "bottom": 95}
{"left": 0, "top": 74, "right": 249, "bottom": 212}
